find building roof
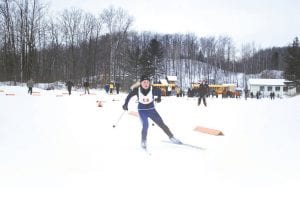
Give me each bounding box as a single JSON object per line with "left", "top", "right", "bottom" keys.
{"left": 248, "top": 79, "right": 287, "bottom": 86}
{"left": 160, "top": 79, "right": 168, "bottom": 85}
{"left": 166, "top": 76, "right": 177, "bottom": 81}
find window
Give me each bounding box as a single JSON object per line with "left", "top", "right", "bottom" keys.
{"left": 260, "top": 86, "right": 265, "bottom": 91}
{"left": 275, "top": 86, "right": 280, "bottom": 91}
{"left": 283, "top": 87, "right": 288, "bottom": 92}
{"left": 267, "top": 86, "right": 272, "bottom": 91}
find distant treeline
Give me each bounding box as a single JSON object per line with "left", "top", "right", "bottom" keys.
{"left": 1, "top": 0, "right": 299, "bottom": 88}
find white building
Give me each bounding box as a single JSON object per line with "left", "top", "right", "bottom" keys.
{"left": 247, "top": 78, "right": 296, "bottom": 98}
{"left": 166, "top": 76, "right": 177, "bottom": 83}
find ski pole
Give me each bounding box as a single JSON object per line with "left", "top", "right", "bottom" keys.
{"left": 112, "top": 110, "right": 126, "bottom": 128}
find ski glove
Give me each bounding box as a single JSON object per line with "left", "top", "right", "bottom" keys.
{"left": 122, "top": 104, "right": 128, "bottom": 110}
{"left": 155, "top": 97, "right": 161, "bottom": 103}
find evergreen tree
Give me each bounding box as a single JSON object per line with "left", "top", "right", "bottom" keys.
{"left": 139, "top": 39, "right": 164, "bottom": 80}
{"left": 271, "top": 51, "right": 279, "bottom": 69}
{"left": 126, "top": 46, "right": 142, "bottom": 80}
{"left": 285, "top": 37, "right": 300, "bottom": 80}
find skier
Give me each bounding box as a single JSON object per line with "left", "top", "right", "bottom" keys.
{"left": 122, "top": 75, "right": 181, "bottom": 149}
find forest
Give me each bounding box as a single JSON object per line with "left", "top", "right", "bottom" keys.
{"left": 1, "top": 0, "right": 299, "bottom": 89}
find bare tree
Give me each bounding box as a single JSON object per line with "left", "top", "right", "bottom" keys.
{"left": 59, "top": 8, "right": 82, "bottom": 81}
{"left": 101, "top": 6, "right": 133, "bottom": 82}
{"left": 0, "top": 0, "right": 17, "bottom": 81}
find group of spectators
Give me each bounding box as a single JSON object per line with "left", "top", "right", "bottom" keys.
{"left": 26, "top": 79, "right": 122, "bottom": 96}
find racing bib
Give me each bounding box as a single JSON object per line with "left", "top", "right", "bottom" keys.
{"left": 138, "top": 87, "right": 153, "bottom": 104}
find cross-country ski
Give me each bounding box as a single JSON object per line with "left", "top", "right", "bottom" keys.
{"left": 161, "top": 140, "right": 205, "bottom": 150}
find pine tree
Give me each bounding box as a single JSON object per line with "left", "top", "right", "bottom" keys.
{"left": 285, "top": 37, "right": 300, "bottom": 80}
{"left": 139, "top": 39, "right": 164, "bottom": 80}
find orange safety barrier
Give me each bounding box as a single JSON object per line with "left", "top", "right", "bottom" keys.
{"left": 193, "top": 126, "right": 224, "bottom": 136}
{"left": 81, "top": 93, "right": 96, "bottom": 96}
{"left": 32, "top": 92, "right": 41, "bottom": 96}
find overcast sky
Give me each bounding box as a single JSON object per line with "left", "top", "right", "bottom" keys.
{"left": 48, "top": 0, "right": 300, "bottom": 49}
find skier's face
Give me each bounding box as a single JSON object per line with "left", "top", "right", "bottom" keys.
{"left": 141, "top": 80, "right": 150, "bottom": 89}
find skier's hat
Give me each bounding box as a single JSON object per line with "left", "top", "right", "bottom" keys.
{"left": 140, "top": 75, "right": 150, "bottom": 82}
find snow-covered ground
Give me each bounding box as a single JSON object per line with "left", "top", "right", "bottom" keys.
{"left": 0, "top": 85, "right": 299, "bottom": 201}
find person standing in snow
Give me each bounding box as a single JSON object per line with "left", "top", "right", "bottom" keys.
{"left": 104, "top": 83, "right": 109, "bottom": 94}
{"left": 115, "top": 82, "right": 120, "bottom": 94}
{"left": 27, "top": 78, "right": 34, "bottom": 95}
{"left": 122, "top": 75, "right": 181, "bottom": 149}
{"left": 197, "top": 80, "right": 209, "bottom": 106}
{"left": 109, "top": 82, "right": 114, "bottom": 94}
{"left": 66, "top": 80, "right": 74, "bottom": 95}
{"left": 83, "top": 80, "right": 90, "bottom": 94}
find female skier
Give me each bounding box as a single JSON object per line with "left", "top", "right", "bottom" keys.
{"left": 122, "top": 75, "right": 181, "bottom": 149}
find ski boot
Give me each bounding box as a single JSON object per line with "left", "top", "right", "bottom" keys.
{"left": 169, "top": 137, "right": 182, "bottom": 144}
{"left": 141, "top": 140, "right": 147, "bottom": 149}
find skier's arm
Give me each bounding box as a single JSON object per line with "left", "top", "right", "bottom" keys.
{"left": 123, "top": 88, "right": 138, "bottom": 110}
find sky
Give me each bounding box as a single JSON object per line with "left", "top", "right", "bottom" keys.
{"left": 0, "top": 84, "right": 300, "bottom": 201}
{"left": 47, "top": 0, "right": 300, "bottom": 49}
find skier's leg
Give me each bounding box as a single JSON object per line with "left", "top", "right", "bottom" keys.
{"left": 149, "top": 109, "right": 182, "bottom": 144}
{"left": 139, "top": 110, "right": 149, "bottom": 143}
{"left": 149, "top": 109, "right": 174, "bottom": 138}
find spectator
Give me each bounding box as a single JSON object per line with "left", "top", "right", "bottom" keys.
{"left": 197, "top": 80, "right": 209, "bottom": 106}
{"left": 115, "top": 82, "right": 120, "bottom": 94}
{"left": 66, "top": 80, "right": 74, "bottom": 95}
{"left": 83, "top": 80, "right": 90, "bottom": 94}
{"left": 109, "top": 82, "right": 114, "bottom": 94}
{"left": 27, "top": 78, "right": 34, "bottom": 95}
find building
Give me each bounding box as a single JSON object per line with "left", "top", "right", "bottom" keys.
{"left": 247, "top": 78, "right": 296, "bottom": 98}
{"left": 152, "top": 76, "right": 178, "bottom": 96}
{"left": 166, "top": 76, "right": 177, "bottom": 85}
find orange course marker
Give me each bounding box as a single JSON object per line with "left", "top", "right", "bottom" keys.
{"left": 32, "top": 92, "right": 41, "bottom": 96}
{"left": 193, "top": 126, "right": 224, "bottom": 136}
